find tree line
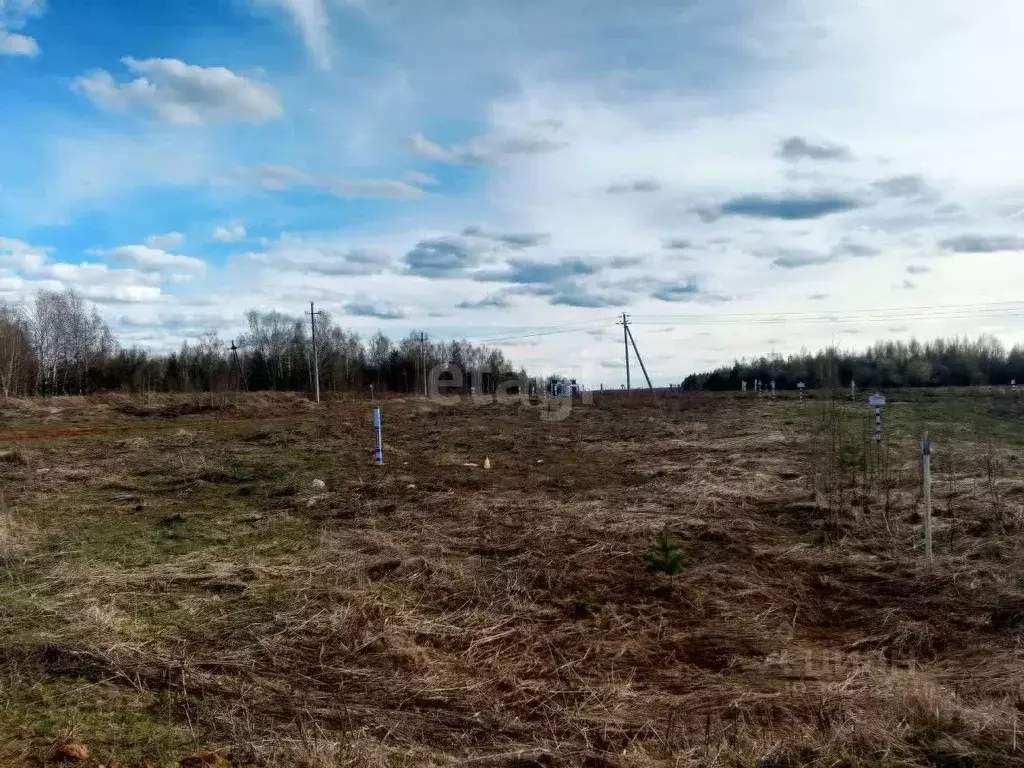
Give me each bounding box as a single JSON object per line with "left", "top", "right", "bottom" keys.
{"left": 682, "top": 335, "right": 1024, "bottom": 391}
{"left": 0, "top": 289, "right": 527, "bottom": 397}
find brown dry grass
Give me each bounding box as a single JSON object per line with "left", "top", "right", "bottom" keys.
{"left": 0, "top": 390, "right": 1021, "bottom": 767}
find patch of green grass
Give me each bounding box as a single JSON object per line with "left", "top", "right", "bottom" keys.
{"left": 0, "top": 679, "right": 196, "bottom": 767}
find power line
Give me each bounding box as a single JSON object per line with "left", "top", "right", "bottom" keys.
{"left": 630, "top": 308, "right": 1024, "bottom": 327}
{"left": 629, "top": 300, "right": 1024, "bottom": 322}
{"left": 466, "top": 319, "right": 616, "bottom": 344}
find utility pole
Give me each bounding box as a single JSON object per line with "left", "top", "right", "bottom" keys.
{"left": 625, "top": 324, "right": 656, "bottom": 394}
{"left": 618, "top": 313, "right": 631, "bottom": 393}
{"left": 419, "top": 332, "right": 428, "bottom": 397}
{"left": 306, "top": 301, "right": 323, "bottom": 403}
{"left": 229, "top": 340, "right": 247, "bottom": 392}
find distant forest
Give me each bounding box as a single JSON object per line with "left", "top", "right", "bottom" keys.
{"left": 0, "top": 289, "right": 524, "bottom": 397}
{"left": 682, "top": 336, "right": 1024, "bottom": 391}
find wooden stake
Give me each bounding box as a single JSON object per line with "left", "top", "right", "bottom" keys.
{"left": 922, "top": 430, "right": 933, "bottom": 561}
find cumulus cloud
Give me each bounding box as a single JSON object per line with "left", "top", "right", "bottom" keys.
{"left": 767, "top": 249, "right": 836, "bottom": 269}
{"left": 939, "top": 234, "right": 1024, "bottom": 253}
{"left": 98, "top": 244, "right": 206, "bottom": 272}
{"left": 777, "top": 137, "right": 852, "bottom": 162}
{"left": 832, "top": 241, "right": 879, "bottom": 258}
{"left": 243, "top": 234, "right": 392, "bottom": 276}
{"left": 0, "top": 28, "right": 36, "bottom": 55}
{"left": 607, "top": 178, "right": 661, "bottom": 194}
{"left": 145, "top": 232, "right": 185, "bottom": 249}
{"left": 73, "top": 57, "right": 284, "bottom": 125}
{"left": 651, "top": 279, "right": 700, "bottom": 302}
{"left": 873, "top": 175, "right": 933, "bottom": 199}
{"left": 475, "top": 257, "right": 596, "bottom": 285}
{"left": 410, "top": 131, "right": 565, "bottom": 165}
{"left": 710, "top": 193, "right": 864, "bottom": 220}
{"left": 461, "top": 224, "right": 549, "bottom": 249}
{"left": 405, "top": 237, "right": 480, "bottom": 277}
{"left": 213, "top": 223, "right": 246, "bottom": 243}
{"left": 0, "top": 0, "right": 44, "bottom": 56}
{"left": 40, "top": 262, "right": 163, "bottom": 303}
{"left": 547, "top": 288, "right": 622, "bottom": 308}
{"left": 344, "top": 301, "right": 405, "bottom": 320}
{"left": 238, "top": 164, "right": 425, "bottom": 199}
{"left": 0, "top": 236, "right": 49, "bottom": 270}
{"left": 456, "top": 294, "right": 513, "bottom": 310}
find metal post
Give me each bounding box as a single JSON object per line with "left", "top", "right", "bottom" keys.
{"left": 869, "top": 393, "right": 886, "bottom": 443}
{"left": 922, "top": 430, "right": 932, "bottom": 561}
{"left": 373, "top": 406, "right": 383, "bottom": 466}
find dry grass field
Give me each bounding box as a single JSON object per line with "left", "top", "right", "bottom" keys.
{"left": 0, "top": 390, "right": 1022, "bottom": 767}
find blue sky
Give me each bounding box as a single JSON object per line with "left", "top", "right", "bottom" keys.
{"left": 2, "top": 0, "right": 1024, "bottom": 385}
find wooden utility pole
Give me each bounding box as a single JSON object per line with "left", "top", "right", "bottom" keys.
{"left": 306, "top": 302, "right": 323, "bottom": 403}
{"left": 618, "top": 313, "right": 631, "bottom": 393}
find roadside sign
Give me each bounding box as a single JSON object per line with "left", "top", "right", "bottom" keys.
{"left": 869, "top": 394, "right": 886, "bottom": 407}
{"left": 797, "top": 382, "right": 806, "bottom": 390}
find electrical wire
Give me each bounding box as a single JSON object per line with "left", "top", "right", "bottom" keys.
{"left": 424, "top": 300, "right": 1023, "bottom": 347}
{"left": 629, "top": 300, "right": 1024, "bottom": 322}
{"left": 461, "top": 317, "right": 618, "bottom": 344}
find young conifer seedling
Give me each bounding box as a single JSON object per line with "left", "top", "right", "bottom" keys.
{"left": 647, "top": 531, "right": 686, "bottom": 576}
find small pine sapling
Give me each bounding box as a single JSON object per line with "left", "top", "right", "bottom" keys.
{"left": 647, "top": 531, "right": 686, "bottom": 576}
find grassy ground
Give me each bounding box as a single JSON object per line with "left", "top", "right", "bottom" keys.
{"left": 0, "top": 390, "right": 1021, "bottom": 767}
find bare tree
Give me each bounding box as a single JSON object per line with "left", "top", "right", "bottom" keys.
{"left": 0, "top": 301, "right": 29, "bottom": 398}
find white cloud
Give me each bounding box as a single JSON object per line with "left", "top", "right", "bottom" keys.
{"left": 145, "top": 231, "right": 185, "bottom": 249}
{"left": 410, "top": 130, "right": 565, "bottom": 165}
{"left": 254, "top": 0, "right": 332, "bottom": 69}
{"left": 36, "top": 262, "right": 164, "bottom": 303}
{"left": 238, "top": 232, "right": 393, "bottom": 276}
{"left": 73, "top": 57, "right": 284, "bottom": 125}
{"left": 0, "top": 236, "right": 49, "bottom": 270}
{"left": 0, "top": 29, "right": 36, "bottom": 55}
{"left": 43, "top": 261, "right": 160, "bottom": 285}
{"left": 237, "top": 164, "right": 426, "bottom": 199}
{"left": 212, "top": 223, "right": 246, "bottom": 243}
{"left": 0, "top": 0, "right": 44, "bottom": 56}
{"left": 404, "top": 170, "right": 438, "bottom": 186}
{"left": 329, "top": 178, "right": 425, "bottom": 199}
{"left": 98, "top": 244, "right": 206, "bottom": 272}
